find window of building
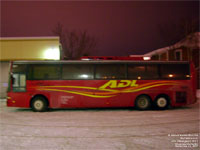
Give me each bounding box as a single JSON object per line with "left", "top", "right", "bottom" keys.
{"left": 175, "top": 49, "right": 182, "bottom": 61}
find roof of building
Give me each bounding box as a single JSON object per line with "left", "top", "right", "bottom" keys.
{"left": 144, "top": 32, "right": 200, "bottom": 56}
{"left": 0, "top": 36, "right": 59, "bottom": 41}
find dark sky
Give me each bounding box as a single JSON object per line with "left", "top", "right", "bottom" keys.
{"left": 1, "top": 1, "right": 199, "bottom": 56}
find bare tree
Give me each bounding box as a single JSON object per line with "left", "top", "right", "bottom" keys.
{"left": 53, "top": 22, "right": 96, "bottom": 60}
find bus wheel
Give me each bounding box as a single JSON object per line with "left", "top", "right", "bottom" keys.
{"left": 31, "top": 96, "right": 48, "bottom": 112}
{"left": 154, "top": 96, "right": 169, "bottom": 110}
{"left": 135, "top": 95, "right": 151, "bottom": 110}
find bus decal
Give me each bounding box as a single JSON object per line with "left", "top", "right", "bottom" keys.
{"left": 99, "top": 80, "right": 138, "bottom": 89}
{"left": 35, "top": 80, "right": 179, "bottom": 98}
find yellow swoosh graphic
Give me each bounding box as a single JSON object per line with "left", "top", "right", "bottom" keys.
{"left": 36, "top": 81, "right": 179, "bottom": 98}
{"left": 38, "top": 88, "right": 115, "bottom": 98}
{"left": 40, "top": 85, "right": 118, "bottom": 92}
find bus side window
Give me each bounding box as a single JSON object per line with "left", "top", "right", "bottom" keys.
{"left": 160, "top": 64, "right": 190, "bottom": 79}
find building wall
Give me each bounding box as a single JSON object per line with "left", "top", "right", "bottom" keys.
{"left": 151, "top": 55, "right": 159, "bottom": 60}
{"left": 0, "top": 37, "right": 60, "bottom": 61}
{"left": 192, "top": 50, "right": 200, "bottom": 89}
{"left": 159, "top": 53, "right": 167, "bottom": 60}
{"left": 0, "top": 37, "right": 60, "bottom": 98}
{"left": 168, "top": 50, "right": 175, "bottom": 60}
{"left": 182, "top": 48, "right": 189, "bottom": 60}
{"left": 0, "top": 62, "right": 9, "bottom": 98}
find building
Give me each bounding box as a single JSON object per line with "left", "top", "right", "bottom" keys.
{"left": 144, "top": 32, "right": 200, "bottom": 88}
{"left": 0, "top": 36, "right": 60, "bottom": 98}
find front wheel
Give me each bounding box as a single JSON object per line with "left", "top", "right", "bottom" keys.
{"left": 135, "top": 95, "right": 151, "bottom": 110}
{"left": 31, "top": 96, "right": 48, "bottom": 112}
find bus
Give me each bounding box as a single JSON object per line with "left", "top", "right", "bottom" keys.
{"left": 7, "top": 60, "right": 197, "bottom": 112}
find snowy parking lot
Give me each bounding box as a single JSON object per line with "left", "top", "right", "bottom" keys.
{"left": 0, "top": 99, "right": 199, "bottom": 150}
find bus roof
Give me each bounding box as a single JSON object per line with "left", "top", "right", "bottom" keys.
{"left": 12, "top": 60, "right": 190, "bottom": 65}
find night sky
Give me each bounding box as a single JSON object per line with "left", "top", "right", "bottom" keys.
{"left": 1, "top": 1, "right": 199, "bottom": 56}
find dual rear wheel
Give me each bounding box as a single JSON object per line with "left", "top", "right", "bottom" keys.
{"left": 135, "top": 95, "right": 169, "bottom": 110}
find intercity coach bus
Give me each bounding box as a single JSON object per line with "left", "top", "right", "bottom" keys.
{"left": 7, "top": 60, "right": 197, "bottom": 112}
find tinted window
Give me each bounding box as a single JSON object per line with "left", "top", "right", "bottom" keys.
{"left": 95, "top": 64, "right": 125, "bottom": 79}
{"left": 32, "top": 65, "right": 60, "bottom": 80}
{"left": 12, "top": 64, "right": 27, "bottom": 73}
{"left": 62, "top": 64, "right": 93, "bottom": 79}
{"left": 128, "top": 65, "right": 145, "bottom": 79}
{"left": 128, "top": 64, "right": 158, "bottom": 80}
{"left": 146, "top": 65, "right": 159, "bottom": 79}
{"left": 160, "top": 64, "right": 190, "bottom": 79}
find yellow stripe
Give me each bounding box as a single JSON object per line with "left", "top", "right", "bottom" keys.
{"left": 125, "top": 81, "right": 179, "bottom": 91}
{"left": 123, "top": 83, "right": 178, "bottom": 93}
{"left": 38, "top": 88, "right": 115, "bottom": 98}
{"left": 40, "top": 85, "right": 118, "bottom": 92}
{"left": 37, "top": 81, "right": 180, "bottom": 98}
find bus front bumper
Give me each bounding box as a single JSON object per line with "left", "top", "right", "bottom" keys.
{"left": 7, "top": 97, "right": 17, "bottom": 107}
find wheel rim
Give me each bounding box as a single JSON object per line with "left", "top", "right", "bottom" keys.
{"left": 34, "top": 100, "right": 44, "bottom": 110}
{"left": 138, "top": 97, "right": 148, "bottom": 108}
{"left": 157, "top": 97, "right": 167, "bottom": 108}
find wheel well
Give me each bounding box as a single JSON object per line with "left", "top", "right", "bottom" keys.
{"left": 30, "top": 95, "right": 49, "bottom": 107}
{"left": 154, "top": 94, "right": 170, "bottom": 104}
{"left": 135, "top": 94, "right": 153, "bottom": 105}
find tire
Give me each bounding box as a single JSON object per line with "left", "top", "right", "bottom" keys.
{"left": 31, "top": 96, "right": 48, "bottom": 112}
{"left": 154, "top": 96, "right": 169, "bottom": 110}
{"left": 135, "top": 95, "right": 151, "bottom": 110}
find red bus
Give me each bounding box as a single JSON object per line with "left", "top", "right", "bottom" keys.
{"left": 7, "top": 60, "right": 197, "bottom": 112}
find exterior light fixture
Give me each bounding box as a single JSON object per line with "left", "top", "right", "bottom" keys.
{"left": 143, "top": 57, "right": 151, "bottom": 60}
{"left": 44, "top": 48, "right": 60, "bottom": 60}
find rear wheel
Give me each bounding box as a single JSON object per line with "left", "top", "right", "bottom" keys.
{"left": 135, "top": 95, "right": 151, "bottom": 110}
{"left": 31, "top": 96, "right": 48, "bottom": 112}
{"left": 154, "top": 96, "right": 169, "bottom": 110}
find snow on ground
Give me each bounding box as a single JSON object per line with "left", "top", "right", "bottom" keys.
{"left": 0, "top": 98, "right": 199, "bottom": 150}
